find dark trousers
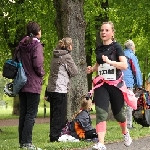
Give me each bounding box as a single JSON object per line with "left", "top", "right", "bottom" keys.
{"left": 19, "top": 92, "right": 40, "bottom": 144}
{"left": 49, "top": 92, "right": 67, "bottom": 142}
{"left": 94, "top": 83, "right": 125, "bottom": 122}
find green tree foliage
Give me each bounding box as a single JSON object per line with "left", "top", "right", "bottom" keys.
{"left": 84, "top": 0, "right": 150, "bottom": 84}
{"left": 108, "top": 0, "right": 150, "bottom": 82}
{"left": 0, "top": 0, "right": 57, "bottom": 75}
{"left": 0, "top": 0, "right": 57, "bottom": 115}
{"left": 1, "top": 0, "right": 150, "bottom": 115}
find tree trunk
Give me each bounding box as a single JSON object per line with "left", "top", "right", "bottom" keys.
{"left": 53, "top": 0, "right": 87, "bottom": 120}
{"left": 86, "top": 52, "right": 92, "bottom": 91}
{"left": 12, "top": 95, "right": 20, "bottom": 115}
{"left": 9, "top": 1, "right": 25, "bottom": 116}
{"left": 2, "top": 0, "right": 26, "bottom": 116}
{"left": 11, "top": 22, "right": 25, "bottom": 115}
{"left": 85, "top": 25, "right": 93, "bottom": 91}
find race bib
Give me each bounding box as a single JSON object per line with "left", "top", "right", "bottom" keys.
{"left": 98, "top": 63, "right": 116, "bottom": 80}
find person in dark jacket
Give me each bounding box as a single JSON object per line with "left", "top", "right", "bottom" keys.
{"left": 47, "top": 37, "right": 78, "bottom": 142}
{"left": 71, "top": 96, "right": 98, "bottom": 141}
{"left": 16, "top": 21, "right": 44, "bottom": 150}
{"left": 123, "top": 40, "right": 142, "bottom": 129}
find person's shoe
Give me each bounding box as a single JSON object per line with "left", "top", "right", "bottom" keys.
{"left": 92, "top": 138, "right": 99, "bottom": 143}
{"left": 21, "top": 143, "right": 42, "bottom": 150}
{"left": 19, "top": 143, "right": 23, "bottom": 148}
{"left": 50, "top": 139, "right": 58, "bottom": 142}
{"left": 92, "top": 142, "right": 106, "bottom": 150}
{"left": 127, "top": 125, "right": 136, "bottom": 130}
{"left": 50, "top": 136, "right": 58, "bottom": 142}
{"left": 123, "top": 132, "right": 132, "bottom": 147}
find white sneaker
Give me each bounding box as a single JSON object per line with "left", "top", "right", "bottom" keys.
{"left": 123, "top": 132, "right": 132, "bottom": 147}
{"left": 92, "top": 142, "right": 106, "bottom": 150}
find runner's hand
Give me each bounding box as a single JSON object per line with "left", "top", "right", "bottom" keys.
{"left": 86, "top": 66, "right": 93, "bottom": 74}
{"left": 102, "top": 55, "right": 111, "bottom": 64}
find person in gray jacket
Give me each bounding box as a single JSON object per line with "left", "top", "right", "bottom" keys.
{"left": 47, "top": 37, "right": 78, "bottom": 142}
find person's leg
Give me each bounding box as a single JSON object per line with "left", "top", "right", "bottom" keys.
{"left": 107, "top": 85, "right": 127, "bottom": 132}
{"left": 107, "top": 85, "right": 132, "bottom": 146}
{"left": 125, "top": 105, "right": 133, "bottom": 128}
{"left": 19, "top": 92, "right": 27, "bottom": 145}
{"left": 49, "top": 92, "right": 53, "bottom": 126}
{"left": 21, "top": 92, "right": 40, "bottom": 144}
{"left": 125, "top": 88, "right": 134, "bottom": 129}
{"left": 49, "top": 92, "right": 67, "bottom": 142}
{"left": 93, "top": 84, "right": 109, "bottom": 149}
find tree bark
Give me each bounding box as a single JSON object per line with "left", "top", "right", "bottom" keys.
{"left": 53, "top": 0, "right": 88, "bottom": 120}
{"left": 12, "top": 95, "right": 20, "bottom": 115}
{"left": 85, "top": 22, "right": 93, "bottom": 91}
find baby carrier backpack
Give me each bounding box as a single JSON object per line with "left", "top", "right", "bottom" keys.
{"left": 132, "top": 88, "right": 150, "bottom": 127}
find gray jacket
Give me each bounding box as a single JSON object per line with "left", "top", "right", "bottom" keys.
{"left": 75, "top": 110, "right": 94, "bottom": 131}
{"left": 47, "top": 49, "right": 78, "bottom": 93}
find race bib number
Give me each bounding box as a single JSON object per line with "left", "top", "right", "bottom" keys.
{"left": 98, "top": 63, "right": 116, "bottom": 80}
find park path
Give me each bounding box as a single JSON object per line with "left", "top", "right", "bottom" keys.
{"left": 82, "top": 136, "right": 150, "bottom": 150}
{"left": 0, "top": 114, "right": 96, "bottom": 127}
{"left": 106, "top": 136, "right": 150, "bottom": 150}
{"left": 0, "top": 117, "right": 50, "bottom": 127}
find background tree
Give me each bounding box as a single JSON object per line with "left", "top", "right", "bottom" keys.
{"left": 53, "top": 0, "right": 88, "bottom": 120}
{"left": 1, "top": 0, "right": 150, "bottom": 117}
{"left": 0, "top": 0, "right": 57, "bottom": 115}
{"left": 84, "top": 0, "right": 109, "bottom": 91}
{"left": 109, "top": 0, "right": 150, "bottom": 86}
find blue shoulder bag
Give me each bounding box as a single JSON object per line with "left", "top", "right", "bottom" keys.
{"left": 13, "top": 61, "right": 27, "bottom": 95}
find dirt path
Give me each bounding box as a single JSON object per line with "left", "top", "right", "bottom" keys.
{"left": 0, "top": 115, "right": 96, "bottom": 127}
{"left": 0, "top": 117, "right": 50, "bottom": 127}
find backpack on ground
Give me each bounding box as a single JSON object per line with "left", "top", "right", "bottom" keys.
{"left": 60, "top": 116, "right": 86, "bottom": 139}
{"left": 60, "top": 120, "right": 72, "bottom": 136}
{"left": 70, "top": 120, "right": 85, "bottom": 139}
{"left": 132, "top": 88, "right": 150, "bottom": 127}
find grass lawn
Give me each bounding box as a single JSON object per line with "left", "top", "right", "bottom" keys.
{"left": 1, "top": 106, "right": 150, "bottom": 149}
{"left": 0, "top": 106, "right": 50, "bottom": 119}
{"left": 0, "top": 123, "right": 93, "bottom": 150}
{"left": 1, "top": 119, "right": 150, "bottom": 149}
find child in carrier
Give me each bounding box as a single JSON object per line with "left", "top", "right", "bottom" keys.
{"left": 71, "top": 95, "right": 98, "bottom": 141}
{"left": 133, "top": 88, "right": 150, "bottom": 127}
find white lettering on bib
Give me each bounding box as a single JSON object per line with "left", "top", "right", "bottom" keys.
{"left": 98, "top": 63, "right": 116, "bottom": 80}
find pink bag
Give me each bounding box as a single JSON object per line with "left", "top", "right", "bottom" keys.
{"left": 119, "top": 84, "right": 137, "bottom": 110}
